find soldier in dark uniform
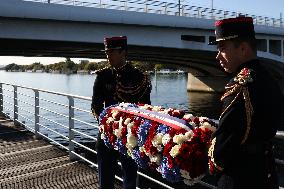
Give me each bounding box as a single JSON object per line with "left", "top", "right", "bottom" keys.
{"left": 208, "top": 17, "right": 283, "bottom": 189}
{"left": 91, "top": 36, "right": 151, "bottom": 189}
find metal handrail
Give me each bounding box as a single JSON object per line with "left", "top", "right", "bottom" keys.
{"left": 22, "top": 0, "right": 284, "bottom": 28}
{"left": 0, "top": 82, "right": 283, "bottom": 189}
{"left": 0, "top": 82, "right": 179, "bottom": 188}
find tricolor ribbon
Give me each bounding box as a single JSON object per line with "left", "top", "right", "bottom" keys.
{"left": 110, "top": 106, "right": 193, "bottom": 131}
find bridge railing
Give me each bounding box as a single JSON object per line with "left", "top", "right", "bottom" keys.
{"left": 0, "top": 82, "right": 283, "bottom": 188}
{"left": 23, "top": 0, "right": 283, "bottom": 28}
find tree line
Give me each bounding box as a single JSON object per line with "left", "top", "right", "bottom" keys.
{"left": 4, "top": 58, "right": 186, "bottom": 73}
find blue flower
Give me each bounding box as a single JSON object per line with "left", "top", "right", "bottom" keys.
{"left": 157, "top": 124, "right": 170, "bottom": 134}
{"left": 157, "top": 157, "right": 181, "bottom": 183}
{"left": 116, "top": 139, "right": 127, "bottom": 155}
{"left": 137, "top": 120, "right": 151, "bottom": 146}
{"left": 132, "top": 147, "right": 149, "bottom": 169}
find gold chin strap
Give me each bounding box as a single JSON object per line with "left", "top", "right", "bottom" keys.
{"left": 216, "top": 35, "right": 239, "bottom": 42}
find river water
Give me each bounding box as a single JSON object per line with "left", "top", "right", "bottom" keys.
{"left": 0, "top": 70, "right": 222, "bottom": 140}
{"left": 0, "top": 70, "right": 222, "bottom": 117}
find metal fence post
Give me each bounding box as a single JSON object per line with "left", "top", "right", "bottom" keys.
{"left": 124, "top": 0, "right": 127, "bottom": 10}
{"left": 0, "top": 83, "right": 3, "bottom": 113}
{"left": 68, "top": 96, "right": 76, "bottom": 160}
{"left": 145, "top": 0, "right": 148, "bottom": 13}
{"left": 13, "top": 86, "right": 18, "bottom": 124}
{"left": 280, "top": 13, "right": 283, "bottom": 28}
{"left": 34, "top": 90, "right": 40, "bottom": 138}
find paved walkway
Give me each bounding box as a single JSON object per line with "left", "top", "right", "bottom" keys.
{"left": 0, "top": 115, "right": 120, "bottom": 189}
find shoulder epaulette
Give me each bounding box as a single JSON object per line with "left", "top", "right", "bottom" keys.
{"left": 222, "top": 67, "right": 254, "bottom": 145}
{"left": 234, "top": 68, "right": 254, "bottom": 85}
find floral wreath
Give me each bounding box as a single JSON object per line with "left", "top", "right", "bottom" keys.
{"left": 99, "top": 103, "right": 217, "bottom": 185}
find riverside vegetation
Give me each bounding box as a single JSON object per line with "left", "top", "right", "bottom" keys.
{"left": 3, "top": 58, "right": 186, "bottom": 74}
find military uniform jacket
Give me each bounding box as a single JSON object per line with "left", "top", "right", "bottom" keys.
{"left": 208, "top": 59, "right": 283, "bottom": 188}
{"left": 91, "top": 63, "right": 151, "bottom": 116}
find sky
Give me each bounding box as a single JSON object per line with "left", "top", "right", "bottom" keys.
{"left": 0, "top": 0, "right": 283, "bottom": 66}
{"left": 186, "top": 0, "right": 283, "bottom": 19}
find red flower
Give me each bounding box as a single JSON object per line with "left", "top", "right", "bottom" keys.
{"left": 109, "top": 135, "right": 116, "bottom": 145}
{"left": 113, "top": 121, "right": 119, "bottom": 130}
{"left": 193, "top": 117, "right": 200, "bottom": 125}
{"left": 167, "top": 156, "right": 174, "bottom": 168}
{"left": 121, "top": 127, "right": 127, "bottom": 145}
{"left": 131, "top": 118, "right": 141, "bottom": 137}
{"left": 163, "top": 141, "right": 174, "bottom": 156}
{"left": 140, "top": 151, "right": 146, "bottom": 158}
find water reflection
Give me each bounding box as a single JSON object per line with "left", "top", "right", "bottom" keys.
{"left": 150, "top": 74, "right": 188, "bottom": 110}
{"left": 187, "top": 92, "right": 222, "bottom": 119}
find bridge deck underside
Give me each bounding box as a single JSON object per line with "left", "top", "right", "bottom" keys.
{"left": 0, "top": 38, "right": 225, "bottom": 75}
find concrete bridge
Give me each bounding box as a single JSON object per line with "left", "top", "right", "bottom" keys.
{"left": 0, "top": 0, "right": 284, "bottom": 92}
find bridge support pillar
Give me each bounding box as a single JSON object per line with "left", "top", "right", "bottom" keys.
{"left": 187, "top": 73, "right": 229, "bottom": 93}
{"left": 267, "top": 38, "right": 270, "bottom": 53}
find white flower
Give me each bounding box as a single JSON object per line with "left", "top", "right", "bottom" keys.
{"left": 120, "top": 102, "right": 131, "bottom": 108}
{"left": 173, "top": 134, "right": 187, "bottom": 144}
{"left": 127, "top": 134, "right": 137, "bottom": 148}
{"left": 118, "top": 117, "right": 124, "bottom": 129}
{"left": 189, "top": 122, "right": 196, "bottom": 128}
{"left": 140, "top": 104, "right": 152, "bottom": 110}
{"left": 114, "top": 129, "right": 122, "bottom": 138}
{"left": 99, "top": 126, "right": 104, "bottom": 133}
{"left": 160, "top": 109, "right": 170, "bottom": 114}
{"left": 139, "top": 146, "right": 145, "bottom": 152}
{"left": 183, "top": 114, "right": 195, "bottom": 120}
{"left": 152, "top": 133, "right": 163, "bottom": 147}
{"left": 200, "top": 122, "right": 216, "bottom": 132}
{"left": 127, "top": 148, "right": 132, "bottom": 157}
{"left": 112, "top": 110, "right": 119, "bottom": 119}
{"left": 100, "top": 133, "right": 105, "bottom": 140}
{"left": 173, "top": 109, "right": 180, "bottom": 114}
{"left": 169, "top": 144, "right": 181, "bottom": 158}
{"left": 199, "top": 117, "right": 209, "bottom": 122}
{"left": 201, "top": 121, "right": 211, "bottom": 127}
{"left": 162, "top": 134, "right": 171, "bottom": 146}
{"left": 185, "top": 131, "right": 193, "bottom": 140}
{"left": 127, "top": 122, "right": 134, "bottom": 130}
{"left": 149, "top": 154, "right": 162, "bottom": 164}
{"left": 106, "top": 117, "right": 114, "bottom": 124}
{"left": 152, "top": 106, "right": 162, "bottom": 111}
{"left": 124, "top": 118, "right": 131, "bottom": 125}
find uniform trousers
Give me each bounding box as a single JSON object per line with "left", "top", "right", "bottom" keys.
{"left": 97, "top": 139, "right": 138, "bottom": 189}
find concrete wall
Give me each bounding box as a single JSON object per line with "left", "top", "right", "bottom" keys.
{"left": 187, "top": 73, "right": 229, "bottom": 93}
